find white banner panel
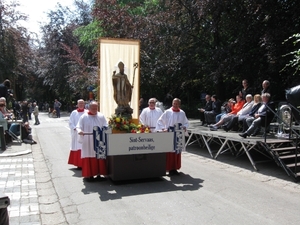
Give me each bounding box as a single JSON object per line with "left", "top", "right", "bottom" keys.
{"left": 99, "top": 38, "right": 140, "bottom": 120}
{"left": 106, "top": 132, "right": 174, "bottom": 156}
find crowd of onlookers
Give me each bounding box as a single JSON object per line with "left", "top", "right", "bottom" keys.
{"left": 0, "top": 98, "right": 39, "bottom": 145}
{"left": 0, "top": 79, "right": 43, "bottom": 145}
{"left": 198, "top": 80, "right": 273, "bottom": 138}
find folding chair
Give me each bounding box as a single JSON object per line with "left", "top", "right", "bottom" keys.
{"left": 6, "top": 124, "right": 22, "bottom": 143}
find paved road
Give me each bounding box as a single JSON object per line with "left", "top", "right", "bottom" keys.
{"left": 3, "top": 112, "right": 300, "bottom": 224}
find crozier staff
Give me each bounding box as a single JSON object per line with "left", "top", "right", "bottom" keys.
{"left": 112, "top": 62, "right": 133, "bottom": 107}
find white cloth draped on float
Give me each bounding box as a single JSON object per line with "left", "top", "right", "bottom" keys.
{"left": 99, "top": 39, "right": 140, "bottom": 119}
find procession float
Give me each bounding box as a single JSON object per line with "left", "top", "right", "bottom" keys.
{"left": 94, "top": 38, "right": 185, "bottom": 181}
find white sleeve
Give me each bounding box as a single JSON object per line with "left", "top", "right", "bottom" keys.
{"left": 155, "top": 112, "right": 167, "bottom": 130}
{"left": 139, "top": 110, "right": 146, "bottom": 125}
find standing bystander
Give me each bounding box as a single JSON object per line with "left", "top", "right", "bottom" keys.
{"left": 0, "top": 79, "right": 12, "bottom": 99}
{"left": 261, "top": 80, "right": 271, "bottom": 96}
{"left": 32, "top": 102, "right": 40, "bottom": 125}
{"left": 21, "top": 100, "right": 29, "bottom": 122}
{"left": 54, "top": 99, "right": 62, "bottom": 118}
{"left": 239, "top": 79, "right": 253, "bottom": 100}
{"left": 28, "top": 102, "right": 33, "bottom": 120}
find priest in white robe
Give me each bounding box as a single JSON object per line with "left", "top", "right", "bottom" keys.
{"left": 156, "top": 98, "right": 189, "bottom": 175}
{"left": 77, "top": 101, "right": 108, "bottom": 180}
{"left": 68, "top": 99, "right": 86, "bottom": 168}
{"left": 139, "top": 98, "right": 163, "bottom": 132}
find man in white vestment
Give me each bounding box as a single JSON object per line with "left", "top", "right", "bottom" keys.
{"left": 77, "top": 101, "right": 108, "bottom": 180}
{"left": 156, "top": 98, "right": 189, "bottom": 175}
{"left": 68, "top": 99, "right": 86, "bottom": 168}
{"left": 139, "top": 98, "right": 163, "bottom": 132}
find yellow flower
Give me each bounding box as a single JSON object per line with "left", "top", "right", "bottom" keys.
{"left": 108, "top": 115, "right": 138, "bottom": 133}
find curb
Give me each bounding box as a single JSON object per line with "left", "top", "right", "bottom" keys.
{"left": 0, "top": 149, "right": 32, "bottom": 157}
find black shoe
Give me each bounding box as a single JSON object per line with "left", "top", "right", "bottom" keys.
{"left": 210, "top": 125, "right": 218, "bottom": 131}
{"left": 239, "top": 133, "right": 248, "bottom": 138}
{"left": 222, "top": 125, "right": 229, "bottom": 132}
{"left": 84, "top": 176, "right": 95, "bottom": 182}
{"left": 168, "top": 170, "right": 180, "bottom": 176}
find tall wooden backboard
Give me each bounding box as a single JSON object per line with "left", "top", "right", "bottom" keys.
{"left": 98, "top": 38, "right": 140, "bottom": 120}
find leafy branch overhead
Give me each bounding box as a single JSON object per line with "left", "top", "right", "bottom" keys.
{"left": 0, "top": 0, "right": 300, "bottom": 114}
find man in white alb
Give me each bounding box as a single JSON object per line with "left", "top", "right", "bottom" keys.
{"left": 139, "top": 98, "right": 163, "bottom": 132}
{"left": 68, "top": 99, "right": 86, "bottom": 168}
{"left": 156, "top": 98, "right": 189, "bottom": 175}
{"left": 77, "top": 101, "right": 108, "bottom": 181}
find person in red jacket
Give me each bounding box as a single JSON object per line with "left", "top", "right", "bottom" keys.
{"left": 209, "top": 95, "right": 245, "bottom": 130}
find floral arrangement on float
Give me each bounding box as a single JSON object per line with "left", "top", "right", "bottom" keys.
{"left": 108, "top": 115, "right": 151, "bottom": 133}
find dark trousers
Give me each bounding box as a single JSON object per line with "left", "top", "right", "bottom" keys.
{"left": 22, "top": 113, "right": 28, "bottom": 123}
{"left": 225, "top": 116, "right": 239, "bottom": 131}
{"left": 199, "top": 111, "right": 205, "bottom": 123}
{"left": 55, "top": 107, "right": 60, "bottom": 118}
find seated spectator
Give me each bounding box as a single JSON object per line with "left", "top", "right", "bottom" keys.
{"left": 222, "top": 94, "right": 254, "bottom": 132}
{"left": 198, "top": 95, "right": 212, "bottom": 126}
{"left": 21, "top": 122, "right": 37, "bottom": 144}
{"left": 204, "top": 95, "right": 222, "bottom": 125}
{"left": 240, "top": 94, "right": 263, "bottom": 132}
{"left": 216, "top": 98, "right": 234, "bottom": 123}
{"left": 239, "top": 93, "right": 273, "bottom": 138}
{"left": 209, "top": 95, "right": 245, "bottom": 130}
{"left": 0, "top": 103, "right": 8, "bottom": 129}
{"left": 0, "top": 97, "right": 13, "bottom": 119}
